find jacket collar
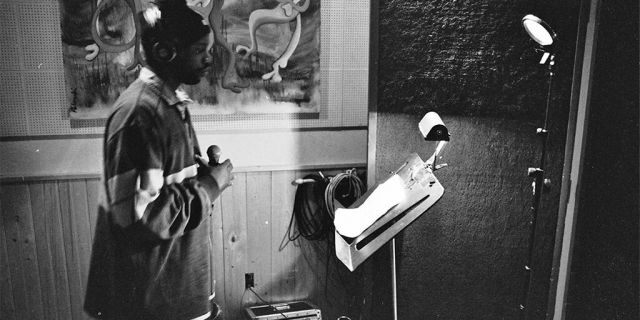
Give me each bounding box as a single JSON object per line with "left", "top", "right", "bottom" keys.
{"left": 139, "top": 67, "right": 193, "bottom": 119}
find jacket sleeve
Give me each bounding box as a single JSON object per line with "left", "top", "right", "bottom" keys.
{"left": 104, "top": 105, "right": 220, "bottom": 241}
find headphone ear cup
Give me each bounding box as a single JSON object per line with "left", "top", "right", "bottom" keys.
{"left": 152, "top": 42, "right": 176, "bottom": 63}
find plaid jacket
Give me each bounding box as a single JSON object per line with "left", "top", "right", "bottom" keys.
{"left": 84, "top": 68, "right": 219, "bottom": 320}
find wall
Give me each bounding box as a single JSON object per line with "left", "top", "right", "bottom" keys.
{"left": 0, "top": 0, "right": 375, "bottom": 320}
{"left": 564, "top": 0, "right": 639, "bottom": 318}
{"left": 373, "top": 0, "right": 580, "bottom": 319}
{"left": 1, "top": 170, "right": 394, "bottom": 320}
{"left": 0, "top": 0, "right": 370, "bottom": 136}
{"left": 374, "top": 114, "right": 564, "bottom": 319}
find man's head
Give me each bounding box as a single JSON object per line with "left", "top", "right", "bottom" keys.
{"left": 140, "top": 0, "right": 213, "bottom": 85}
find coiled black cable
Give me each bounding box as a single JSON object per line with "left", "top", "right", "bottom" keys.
{"left": 324, "top": 169, "right": 366, "bottom": 220}
{"left": 283, "top": 170, "right": 366, "bottom": 244}
{"left": 285, "top": 173, "right": 330, "bottom": 242}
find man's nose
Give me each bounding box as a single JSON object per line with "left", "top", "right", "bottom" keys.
{"left": 203, "top": 52, "right": 213, "bottom": 65}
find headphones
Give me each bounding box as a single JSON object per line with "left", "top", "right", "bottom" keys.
{"left": 151, "top": 41, "right": 177, "bottom": 63}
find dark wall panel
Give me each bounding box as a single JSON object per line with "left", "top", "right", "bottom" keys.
{"left": 375, "top": 0, "right": 580, "bottom": 319}
{"left": 378, "top": 0, "right": 578, "bottom": 119}
{"left": 565, "top": 0, "right": 639, "bottom": 319}
{"left": 375, "top": 114, "right": 564, "bottom": 319}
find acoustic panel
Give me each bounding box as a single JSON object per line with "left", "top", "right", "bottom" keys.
{"left": 0, "top": 2, "right": 22, "bottom": 71}
{"left": 342, "top": 69, "right": 368, "bottom": 126}
{"left": 320, "top": 0, "right": 344, "bottom": 71}
{"left": 0, "top": 72, "right": 28, "bottom": 136}
{"left": 342, "top": 0, "right": 370, "bottom": 71}
{"left": 18, "top": 1, "right": 63, "bottom": 70}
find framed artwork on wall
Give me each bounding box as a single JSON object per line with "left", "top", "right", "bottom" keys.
{"left": 59, "top": 0, "right": 320, "bottom": 120}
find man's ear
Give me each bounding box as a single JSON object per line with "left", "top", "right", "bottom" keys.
{"left": 151, "top": 41, "right": 177, "bottom": 63}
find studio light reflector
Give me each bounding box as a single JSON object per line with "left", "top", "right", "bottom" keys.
{"left": 522, "top": 14, "right": 556, "bottom": 46}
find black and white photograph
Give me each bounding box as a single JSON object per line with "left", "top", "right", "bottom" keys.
{"left": 0, "top": 0, "right": 637, "bottom": 319}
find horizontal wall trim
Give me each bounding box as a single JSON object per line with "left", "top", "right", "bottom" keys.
{"left": 1, "top": 129, "right": 368, "bottom": 179}
{"left": 1, "top": 174, "right": 102, "bottom": 184}
{"left": 0, "top": 163, "right": 367, "bottom": 184}
{"left": 0, "top": 126, "right": 368, "bottom": 142}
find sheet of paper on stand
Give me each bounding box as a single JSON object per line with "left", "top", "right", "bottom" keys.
{"left": 333, "top": 174, "right": 406, "bottom": 238}
{"left": 334, "top": 153, "right": 445, "bottom": 271}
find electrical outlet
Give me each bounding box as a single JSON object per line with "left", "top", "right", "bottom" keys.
{"left": 245, "top": 273, "right": 254, "bottom": 289}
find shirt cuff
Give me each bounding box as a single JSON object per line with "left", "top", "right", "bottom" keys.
{"left": 197, "top": 174, "right": 221, "bottom": 204}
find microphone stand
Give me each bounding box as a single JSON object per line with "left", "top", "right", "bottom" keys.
{"left": 519, "top": 53, "right": 555, "bottom": 319}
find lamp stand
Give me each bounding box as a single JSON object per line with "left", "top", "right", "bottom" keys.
{"left": 519, "top": 54, "right": 555, "bottom": 319}
{"left": 391, "top": 239, "right": 398, "bottom": 320}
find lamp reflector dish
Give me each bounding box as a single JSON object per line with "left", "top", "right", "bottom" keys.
{"left": 522, "top": 15, "right": 555, "bottom": 46}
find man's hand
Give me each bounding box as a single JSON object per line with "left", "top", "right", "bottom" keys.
{"left": 196, "top": 155, "right": 234, "bottom": 191}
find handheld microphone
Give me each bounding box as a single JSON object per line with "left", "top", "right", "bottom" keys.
{"left": 207, "top": 145, "right": 221, "bottom": 166}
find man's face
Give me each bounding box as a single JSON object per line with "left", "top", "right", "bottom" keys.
{"left": 172, "top": 32, "right": 214, "bottom": 85}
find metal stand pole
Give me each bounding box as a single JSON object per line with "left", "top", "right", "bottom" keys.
{"left": 391, "top": 238, "right": 398, "bottom": 320}
{"left": 519, "top": 55, "right": 555, "bottom": 319}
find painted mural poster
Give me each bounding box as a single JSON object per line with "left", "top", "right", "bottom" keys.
{"left": 59, "top": 0, "right": 320, "bottom": 119}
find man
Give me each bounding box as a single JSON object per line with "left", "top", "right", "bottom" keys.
{"left": 84, "top": 1, "right": 232, "bottom": 319}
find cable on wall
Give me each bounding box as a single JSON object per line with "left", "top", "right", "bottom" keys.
{"left": 324, "top": 169, "right": 366, "bottom": 220}
{"left": 283, "top": 169, "right": 366, "bottom": 245}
